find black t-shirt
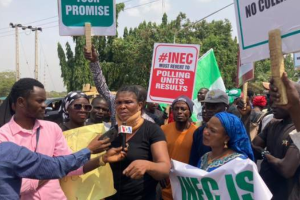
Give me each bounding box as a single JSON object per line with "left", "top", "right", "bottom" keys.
{"left": 106, "top": 120, "right": 166, "bottom": 200}
{"left": 259, "top": 119, "right": 300, "bottom": 200}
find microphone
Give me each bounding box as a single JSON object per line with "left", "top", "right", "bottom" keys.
{"left": 118, "top": 123, "right": 132, "bottom": 149}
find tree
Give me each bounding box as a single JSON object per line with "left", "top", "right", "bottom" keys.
{"left": 58, "top": 11, "right": 240, "bottom": 91}
{"left": 0, "top": 71, "right": 15, "bottom": 97}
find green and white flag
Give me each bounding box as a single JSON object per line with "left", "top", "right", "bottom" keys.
{"left": 193, "top": 49, "right": 226, "bottom": 100}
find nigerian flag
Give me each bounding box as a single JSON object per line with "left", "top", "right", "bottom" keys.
{"left": 191, "top": 49, "right": 226, "bottom": 122}
{"left": 193, "top": 49, "right": 226, "bottom": 100}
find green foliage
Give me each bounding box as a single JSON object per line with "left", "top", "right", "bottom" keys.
{"left": 0, "top": 71, "right": 15, "bottom": 97}
{"left": 63, "top": 8, "right": 300, "bottom": 92}
{"left": 46, "top": 91, "right": 67, "bottom": 98}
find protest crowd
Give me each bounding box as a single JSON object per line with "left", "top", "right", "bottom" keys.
{"left": 0, "top": 44, "right": 299, "bottom": 200}
{"left": 1, "top": 1, "right": 300, "bottom": 200}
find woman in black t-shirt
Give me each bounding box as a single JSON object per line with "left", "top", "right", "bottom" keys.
{"left": 107, "top": 85, "right": 171, "bottom": 200}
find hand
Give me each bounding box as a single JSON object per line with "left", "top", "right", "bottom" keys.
{"left": 84, "top": 46, "right": 99, "bottom": 63}
{"left": 87, "top": 136, "right": 111, "bottom": 154}
{"left": 269, "top": 72, "right": 300, "bottom": 111}
{"left": 237, "top": 97, "right": 251, "bottom": 116}
{"left": 103, "top": 147, "right": 127, "bottom": 163}
{"left": 123, "top": 160, "right": 150, "bottom": 179}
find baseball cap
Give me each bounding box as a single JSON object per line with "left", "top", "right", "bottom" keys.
{"left": 202, "top": 89, "right": 229, "bottom": 105}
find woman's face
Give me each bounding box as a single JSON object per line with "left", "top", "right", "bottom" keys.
{"left": 203, "top": 116, "right": 229, "bottom": 149}
{"left": 115, "top": 91, "right": 142, "bottom": 122}
{"left": 67, "top": 98, "right": 91, "bottom": 125}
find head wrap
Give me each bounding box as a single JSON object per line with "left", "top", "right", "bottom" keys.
{"left": 253, "top": 96, "right": 267, "bottom": 108}
{"left": 59, "top": 91, "right": 89, "bottom": 121}
{"left": 214, "top": 112, "right": 254, "bottom": 161}
{"left": 172, "top": 95, "right": 194, "bottom": 116}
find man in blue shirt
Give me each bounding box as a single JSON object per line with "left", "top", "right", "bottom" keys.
{"left": 189, "top": 89, "right": 229, "bottom": 167}
{"left": 0, "top": 137, "right": 126, "bottom": 199}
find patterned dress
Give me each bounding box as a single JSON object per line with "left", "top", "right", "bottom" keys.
{"left": 198, "top": 152, "right": 247, "bottom": 172}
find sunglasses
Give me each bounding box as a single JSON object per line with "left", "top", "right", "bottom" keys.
{"left": 73, "top": 104, "right": 93, "bottom": 112}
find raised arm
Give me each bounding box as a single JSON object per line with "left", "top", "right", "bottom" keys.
{"left": 269, "top": 72, "right": 300, "bottom": 131}
{"left": 84, "top": 46, "right": 116, "bottom": 125}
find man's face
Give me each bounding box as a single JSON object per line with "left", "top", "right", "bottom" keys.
{"left": 146, "top": 102, "right": 158, "bottom": 113}
{"left": 272, "top": 104, "right": 289, "bottom": 120}
{"left": 23, "top": 86, "right": 47, "bottom": 120}
{"left": 202, "top": 102, "right": 227, "bottom": 123}
{"left": 173, "top": 101, "right": 190, "bottom": 123}
{"left": 198, "top": 89, "right": 209, "bottom": 102}
{"left": 91, "top": 99, "right": 110, "bottom": 123}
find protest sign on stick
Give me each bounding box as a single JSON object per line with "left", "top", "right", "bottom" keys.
{"left": 147, "top": 43, "right": 200, "bottom": 104}
{"left": 234, "top": 0, "right": 300, "bottom": 64}
{"left": 58, "top": 0, "right": 116, "bottom": 36}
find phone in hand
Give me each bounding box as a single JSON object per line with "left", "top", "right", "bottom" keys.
{"left": 98, "top": 126, "right": 118, "bottom": 142}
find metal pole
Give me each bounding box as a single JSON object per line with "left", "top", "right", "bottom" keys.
{"left": 15, "top": 27, "right": 20, "bottom": 81}
{"left": 34, "top": 30, "right": 38, "bottom": 80}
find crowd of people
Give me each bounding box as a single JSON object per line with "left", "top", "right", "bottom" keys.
{"left": 0, "top": 46, "right": 300, "bottom": 200}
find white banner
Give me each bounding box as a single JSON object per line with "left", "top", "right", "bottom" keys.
{"left": 294, "top": 52, "right": 300, "bottom": 68}
{"left": 170, "top": 158, "right": 272, "bottom": 200}
{"left": 234, "top": 0, "right": 300, "bottom": 64}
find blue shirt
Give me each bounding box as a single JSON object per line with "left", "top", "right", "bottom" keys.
{"left": 0, "top": 142, "right": 91, "bottom": 200}
{"left": 189, "top": 125, "right": 211, "bottom": 167}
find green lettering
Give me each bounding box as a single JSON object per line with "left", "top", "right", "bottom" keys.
{"left": 236, "top": 171, "right": 254, "bottom": 200}
{"left": 180, "top": 177, "right": 198, "bottom": 200}
{"left": 190, "top": 178, "right": 205, "bottom": 200}
{"left": 225, "top": 174, "right": 240, "bottom": 200}
{"left": 178, "top": 177, "right": 187, "bottom": 200}
{"left": 201, "top": 178, "right": 220, "bottom": 200}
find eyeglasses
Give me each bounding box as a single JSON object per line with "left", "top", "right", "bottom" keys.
{"left": 73, "top": 104, "right": 93, "bottom": 112}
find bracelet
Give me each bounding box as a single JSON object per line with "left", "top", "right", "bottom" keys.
{"left": 261, "top": 150, "right": 270, "bottom": 160}
{"left": 99, "top": 155, "right": 107, "bottom": 166}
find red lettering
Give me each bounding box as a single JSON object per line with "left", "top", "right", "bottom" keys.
{"left": 179, "top": 53, "right": 186, "bottom": 64}
{"left": 186, "top": 53, "right": 193, "bottom": 64}
{"left": 167, "top": 52, "right": 193, "bottom": 64}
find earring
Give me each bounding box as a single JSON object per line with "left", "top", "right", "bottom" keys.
{"left": 224, "top": 141, "right": 228, "bottom": 149}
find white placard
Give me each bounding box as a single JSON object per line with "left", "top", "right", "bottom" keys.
{"left": 235, "top": 0, "right": 300, "bottom": 64}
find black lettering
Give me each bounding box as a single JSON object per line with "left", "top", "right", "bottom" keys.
{"left": 251, "top": 3, "right": 257, "bottom": 15}
{"left": 271, "top": 0, "right": 276, "bottom": 6}
{"left": 258, "top": 0, "right": 264, "bottom": 12}
{"left": 245, "top": 5, "right": 252, "bottom": 18}
{"left": 265, "top": 0, "right": 271, "bottom": 9}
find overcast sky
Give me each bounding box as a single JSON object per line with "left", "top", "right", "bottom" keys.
{"left": 0, "top": 0, "right": 236, "bottom": 92}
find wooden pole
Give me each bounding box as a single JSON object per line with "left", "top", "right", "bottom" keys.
{"left": 269, "top": 29, "right": 288, "bottom": 105}
{"left": 85, "top": 23, "right": 92, "bottom": 53}
{"left": 34, "top": 30, "right": 39, "bottom": 80}
{"left": 242, "top": 82, "right": 248, "bottom": 109}
{"left": 15, "top": 27, "right": 20, "bottom": 81}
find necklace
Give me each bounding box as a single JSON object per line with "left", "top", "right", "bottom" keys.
{"left": 207, "top": 150, "right": 230, "bottom": 164}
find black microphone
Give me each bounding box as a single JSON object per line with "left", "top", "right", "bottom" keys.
{"left": 118, "top": 122, "right": 133, "bottom": 149}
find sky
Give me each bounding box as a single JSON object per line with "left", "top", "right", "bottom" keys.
{"left": 0, "top": 0, "right": 237, "bottom": 92}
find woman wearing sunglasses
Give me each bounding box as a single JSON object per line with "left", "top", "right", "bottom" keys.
{"left": 59, "top": 91, "right": 93, "bottom": 131}
{"left": 106, "top": 85, "right": 170, "bottom": 200}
